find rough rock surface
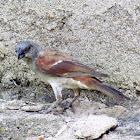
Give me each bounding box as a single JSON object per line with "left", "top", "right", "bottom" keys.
{"left": 0, "top": 0, "right": 140, "bottom": 139}
{"left": 72, "top": 115, "right": 118, "bottom": 139}
{"left": 0, "top": 98, "right": 140, "bottom": 140}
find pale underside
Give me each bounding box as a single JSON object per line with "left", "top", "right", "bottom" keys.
{"left": 26, "top": 58, "right": 94, "bottom": 90}
{"left": 35, "top": 68, "right": 93, "bottom": 101}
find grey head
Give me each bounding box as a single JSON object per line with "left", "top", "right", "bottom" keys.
{"left": 16, "top": 41, "right": 41, "bottom": 61}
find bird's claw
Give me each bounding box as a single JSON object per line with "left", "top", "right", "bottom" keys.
{"left": 38, "top": 101, "right": 74, "bottom": 114}
{"left": 38, "top": 109, "right": 50, "bottom": 114}
{"left": 58, "top": 102, "right": 74, "bottom": 112}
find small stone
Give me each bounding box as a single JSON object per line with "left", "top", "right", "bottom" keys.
{"left": 6, "top": 99, "right": 26, "bottom": 110}
{"left": 136, "top": 86, "right": 140, "bottom": 91}
{"left": 138, "top": 97, "right": 140, "bottom": 103}
{"left": 21, "top": 105, "right": 45, "bottom": 112}
{"left": 0, "top": 43, "right": 6, "bottom": 57}
{"left": 48, "top": 13, "right": 55, "bottom": 19}
{"left": 38, "top": 135, "right": 45, "bottom": 140}
{"left": 30, "top": 93, "right": 35, "bottom": 97}
{"left": 1, "top": 129, "right": 6, "bottom": 134}
{"left": 46, "top": 22, "right": 57, "bottom": 30}
{"left": 102, "top": 133, "right": 120, "bottom": 140}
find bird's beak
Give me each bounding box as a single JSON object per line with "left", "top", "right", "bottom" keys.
{"left": 18, "top": 54, "right": 25, "bottom": 60}
{"left": 17, "top": 48, "right": 25, "bottom": 60}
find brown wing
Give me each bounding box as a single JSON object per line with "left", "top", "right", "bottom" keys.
{"left": 36, "top": 49, "right": 108, "bottom": 78}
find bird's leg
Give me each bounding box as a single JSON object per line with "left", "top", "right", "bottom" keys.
{"left": 45, "top": 99, "right": 62, "bottom": 113}
{"left": 39, "top": 83, "right": 63, "bottom": 114}
{"left": 39, "top": 99, "right": 62, "bottom": 114}
{"left": 69, "top": 89, "right": 81, "bottom": 107}
{"left": 58, "top": 89, "right": 81, "bottom": 112}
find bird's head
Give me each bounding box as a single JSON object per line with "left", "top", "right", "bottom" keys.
{"left": 16, "top": 41, "right": 41, "bottom": 61}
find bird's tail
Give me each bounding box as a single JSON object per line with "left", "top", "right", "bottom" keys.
{"left": 73, "top": 77, "right": 130, "bottom": 101}
{"left": 94, "top": 84, "right": 130, "bottom": 101}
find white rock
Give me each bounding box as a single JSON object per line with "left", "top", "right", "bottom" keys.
{"left": 72, "top": 115, "right": 118, "bottom": 139}
{"left": 21, "top": 105, "right": 45, "bottom": 112}
{"left": 138, "top": 97, "right": 140, "bottom": 103}
{"left": 6, "top": 99, "right": 26, "bottom": 110}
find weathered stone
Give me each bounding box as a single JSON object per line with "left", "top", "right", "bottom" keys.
{"left": 21, "top": 105, "right": 45, "bottom": 112}
{"left": 5, "top": 99, "right": 26, "bottom": 110}
{"left": 72, "top": 115, "right": 118, "bottom": 139}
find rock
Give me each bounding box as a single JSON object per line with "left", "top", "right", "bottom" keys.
{"left": 26, "top": 137, "right": 37, "bottom": 140}
{"left": 0, "top": 99, "right": 8, "bottom": 110}
{"left": 1, "top": 99, "right": 48, "bottom": 112}
{"left": 0, "top": 98, "right": 140, "bottom": 140}
{"left": 72, "top": 115, "right": 118, "bottom": 139}
{"left": 21, "top": 104, "right": 45, "bottom": 112}
{"left": 30, "top": 93, "right": 35, "bottom": 97}
{"left": 38, "top": 135, "right": 45, "bottom": 140}
{"left": 102, "top": 133, "right": 120, "bottom": 140}
{"left": 5, "top": 99, "right": 26, "bottom": 110}
{"left": 0, "top": 42, "right": 6, "bottom": 58}
{"left": 138, "top": 97, "right": 140, "bottom": 103}
{"left": 46, "top": 22, "right": 57, "bottom": 30}
{"left": 136, "top": 86, "right": 140, "bottom": 92}
{"left": 0, "top": 111, "right": 66, "bottom": 139}
{"left": 0, "top": 0, "right": 139, "bottom": 103}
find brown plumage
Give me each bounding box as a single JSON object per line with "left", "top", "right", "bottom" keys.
{"left": 16, "top": 41, "right": 130, "bottom": 113}
{"left": 36, "top": 50, "right": 108, "bottom": 78}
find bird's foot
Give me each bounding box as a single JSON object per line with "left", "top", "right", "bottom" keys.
{"left": 58, "top": 102, "right": 74, "bottom": 112}
{"left": 38, "top": 109, "right": 51, "bottom": 114}
{"left": 38, "top": 100, "right": 74, "bottom": 114}
{"left": 38, "top": 101, "right": 59, "bottom": 114}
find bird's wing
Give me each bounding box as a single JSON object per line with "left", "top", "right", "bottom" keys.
{"left": 35, "top": 49, "right": 108, "bottom": 78}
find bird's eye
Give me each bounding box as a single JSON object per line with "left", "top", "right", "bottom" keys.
{"left": 24, "top": 44, "right": 32, "bottom": 53}
{"left": 28, "top": 44, "right": 33, "bottom": 50}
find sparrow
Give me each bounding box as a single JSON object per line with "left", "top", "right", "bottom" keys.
{"left": 16, "top": 41, "right": 130, "bottom": 113}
